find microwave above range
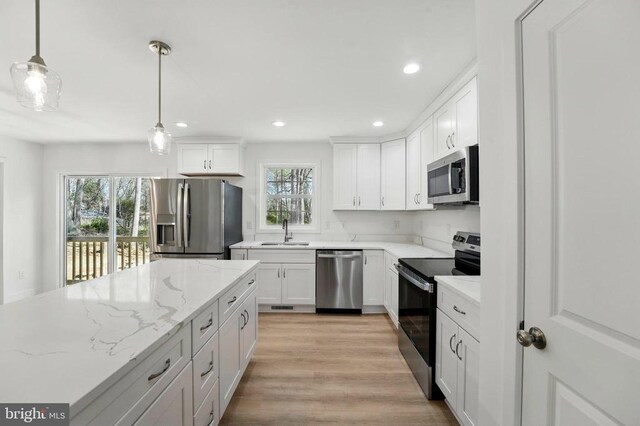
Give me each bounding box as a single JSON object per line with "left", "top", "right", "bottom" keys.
{"left": 426, "top": 145, "right": 479, "bottom": 205}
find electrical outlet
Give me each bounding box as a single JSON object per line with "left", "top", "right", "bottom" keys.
{"left": 18, "top": 270, "right": 25, "bottom": 280}
{"left": 247, "top": 221, "right": 253, "bottom": 230}
{"left": 393, "top": 220, "right": 400, "bottom": 230}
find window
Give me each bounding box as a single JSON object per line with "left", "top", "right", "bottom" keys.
{"left": 64, "top": 176, "right": 152, "bottom": 285}
{"left": 259, "top": 164, "right": 318, "bottom": 231}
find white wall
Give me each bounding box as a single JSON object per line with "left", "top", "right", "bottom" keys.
{"left": 238, "top": 141, "right": 416, "bottom": 242}
{"left": 412, "top": 206, "right": 480, "bottom": 254}
{"left": 476, "top": 0, "right": 532, "bottom": 424}
{"left": 0, "top": 137, "right": 44, "bottom": 303}
{"left": 41, "top": 143, "right": 177, "bottom": 292}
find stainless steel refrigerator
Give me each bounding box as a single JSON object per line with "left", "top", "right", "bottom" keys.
{"left": 149, "top": 178, "right": 242, "bottom": 259}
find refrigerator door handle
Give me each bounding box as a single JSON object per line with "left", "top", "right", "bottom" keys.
{"left": 183, "top": 183, "right": 190, "bottom": 248}
{"left": 176, "top": 183, "right": 184, "bottom": 248}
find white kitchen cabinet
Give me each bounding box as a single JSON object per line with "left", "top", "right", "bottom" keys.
{"left": 240, "top": 291, "right": 258, "bottom": 370}
{"left": 248, "top": 250, "right": 315, "bottom": 307}
{"left": 419, "top": 118, "right": 435, "bottom": 209}
{"left": 177, "top": 143, "right": 244, "bottom": 176}
{"left": 133, "top": 363, "right": 193, "bottom": 426}
{"left": 255, "top": 263, "right": 282, "bottom": 304}
{"left": 230, "top": 249, "right": 247, "bottom": 260}
{"left": 332, "top": 143, "right": 380, "bottom": 210}
{"left": 436, "top": 304, "right": 480, "bottom": 426}
{"left": 380, "top": 139, "right": 406, "bottom": 210}
{"left": 281, "top": 263, "right": 316, "bottom": 305}
{"left": 218, "top": 302, "right": 242, "bottom": 416}
{"left": 406, "top": 131, "right": 422, "bottom": 210}
{"left": 434, "top": 77, "right": 478, "bottom": 160}
{"left": 356, "top": 144, "right": 381, "bottom": 209}
{"left": 332, "top": 144, "right": 358, "bottom": 209}
{"left": 384, "top": 266, "right": 399, "bottom": 327}
{"left": 363, "top": 250, "right": 384, "bottom": 306}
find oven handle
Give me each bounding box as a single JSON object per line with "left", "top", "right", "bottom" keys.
{"left": 395, "top": 264, "right": 434, "bottom": 293}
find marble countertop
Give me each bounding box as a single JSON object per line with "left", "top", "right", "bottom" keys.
{"left": 434, "top": 275, "right": 481, "bottom": 305}
{"left": 230, "top": 241, "right": 451, "bottom": 259}
{"left": 0, "top": 259, "right": 259, "bottom": 415}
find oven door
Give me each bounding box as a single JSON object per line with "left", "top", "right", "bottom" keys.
{"left": 397, "top": 266, "right": 436, "bottom": 366}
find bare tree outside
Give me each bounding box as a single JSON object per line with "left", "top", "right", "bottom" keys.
{"left": 266, "top": 167, "right": 313, "bottom": 226}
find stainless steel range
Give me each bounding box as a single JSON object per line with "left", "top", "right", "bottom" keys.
{"left": 395, "top": 232, "right": 480, "bottom": 399}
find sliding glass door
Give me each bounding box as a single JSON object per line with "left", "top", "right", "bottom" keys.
{"left": 64, "top": 176, "right": 152, "bottom": 285}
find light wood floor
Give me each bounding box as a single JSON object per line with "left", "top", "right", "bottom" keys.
{"left": 221, "top": 313, "right": 457, "bottom": 425}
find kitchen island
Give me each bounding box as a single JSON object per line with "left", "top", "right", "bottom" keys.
{"left": 0, "top": 259, "right": 259, "bottom": 425}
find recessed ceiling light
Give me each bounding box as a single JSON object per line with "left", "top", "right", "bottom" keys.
{"left": 272, "top": 121, "right": 286, "bottom": 127}
{"left": 403, "top": 63, "right": 421, "bottom": 74}
{"left": 175, "top": 122, "right": 188, "bottom": 128}
{"left": 373, "top": 121, "right": 384, "bottom": 127}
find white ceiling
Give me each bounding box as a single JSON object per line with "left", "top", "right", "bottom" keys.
{"left": 0, "top": 0, "right": 476, "bottom": 144}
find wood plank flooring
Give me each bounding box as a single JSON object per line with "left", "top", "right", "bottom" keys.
{"left": 221, "top": 313, "right": 457, "bottom": 425}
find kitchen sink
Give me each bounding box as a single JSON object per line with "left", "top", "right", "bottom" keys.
{"left": 260, "top": 241, "right": 309, "bottom": 246}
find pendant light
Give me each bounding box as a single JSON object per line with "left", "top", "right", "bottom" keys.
{"left": 10, "top": 0, "right": 62, "bottom": 112}
{"left": 147, "top": 41, "right": 172, "bottom": 155}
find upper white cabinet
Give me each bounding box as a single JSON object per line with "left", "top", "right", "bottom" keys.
{"left": 332, "top": 144, "right": 380, "bottom": 210}
{"left": 406, "top": 120, "right": 435, "bottom": 211}
{"left": 434, "top": 77, "right": 478, "bottom": 160}
{"left": 380, "top": 139, "right": 406, "bottom": 210}
{"left": 177, "top": 142, "right": 244, "bottom": 176}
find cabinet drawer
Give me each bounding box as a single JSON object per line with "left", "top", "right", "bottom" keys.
{"left": 193, "top": 332, "right": 219, "bottom": 411}
{"left": 438, "top": 286, "right": 480, "bottom": 338}
{"left": 72, "top": 326, "right": 191, "bottom": 426}
{"left": 194, "top": 380, "right": 220, "bottom": 426}
{"left": 192, "top": 300, "right": 219, "bottom": 355}
{"left": 219, "top": 272, "right": 257, "bottom": 325}
{"left": 248, "top": 249, "right": 315, "bottom": 263}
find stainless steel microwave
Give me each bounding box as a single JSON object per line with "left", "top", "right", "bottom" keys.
{"left": 426, "top": 145, "right": 479, "bottom": 205}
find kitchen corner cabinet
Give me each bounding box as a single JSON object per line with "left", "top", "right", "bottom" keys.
{"left": 177, "top": 143, "right": 244, "bottom": 176}
{"left": 436, "top": 287, "right": 479, "bottom": 425}
{"left": 363, "top": 250, "right": 384, "bottom": 306}
{"left": 332, "top": 144, "right": 381, "bottom": 210}
{"left": 434, "top": 76, "right": 478, "bottom": 160}
{"left": 380, "top": 139, "right": 406, "bottom": 210}
{"left": 406, "top": 119, "right": 435, "bottom": 211}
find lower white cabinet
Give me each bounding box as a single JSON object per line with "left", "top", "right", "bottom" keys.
{"left": 193, "top": 380, "right": 219, "bottom": 426}
{"left": 363, "top": 250, "right": 384, "bottom": 306}
{"left": 384, "top": 263, "right": 399, "bottom": 326}
{"left": 133, "top": 363, "right": 193, "bottom": 426}
{"left": 219, "top": 289, "right": 258, "bottom": 416}
{"left": 436, "top": 307, "right": 479, "bottom": 426}
{"left": 249, "top": 251, "right": 315, "bottom": 307}
{"left": 230, "top": 249, "right": 247, "bottom": 260}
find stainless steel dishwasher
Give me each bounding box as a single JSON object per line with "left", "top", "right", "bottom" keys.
{"left": 316, "top": 250, "right": 363, "bottom": 313}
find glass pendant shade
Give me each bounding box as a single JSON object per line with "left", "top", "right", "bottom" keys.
{"left": 10, "top": 58, "right": 61, "bottom": 112}
{"left": 148, "top": 123, "right": 172, "bottom": 155}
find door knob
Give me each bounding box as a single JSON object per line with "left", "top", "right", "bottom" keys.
{"left": 517, "top": 327, "right": 547, "bottom": 350}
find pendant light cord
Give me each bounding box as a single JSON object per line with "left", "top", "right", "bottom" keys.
{"left": 35, "top": 0, "right": 40, "bottom": 56}
{"left": 158, "top": 48, "right": 162, "bottom": 124}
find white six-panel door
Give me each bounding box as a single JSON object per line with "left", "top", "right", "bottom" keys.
{"left": 521, "top": 0, "right": 640, "bottom": 424}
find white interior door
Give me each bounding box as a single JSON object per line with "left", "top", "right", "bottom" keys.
{"left": 521, "top": 1, "right": 640, "bottom": 425}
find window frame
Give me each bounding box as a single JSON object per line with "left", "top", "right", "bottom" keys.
{"left": 257, "top": 162, "right": 320, "bottom": 233}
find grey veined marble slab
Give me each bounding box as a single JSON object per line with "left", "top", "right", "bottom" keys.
{"left": 0, "top": 259, "right": 258, "bottom": 414}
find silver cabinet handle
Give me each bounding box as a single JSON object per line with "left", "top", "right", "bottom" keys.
{"left": 148, "top": 358, "right": 171, "bottom": 381}
{"left": 203, "top": 159, "right": 207, "bottom": 170}
{"left": 209, "top": 159, "right": 212, "bottom": 169}
{"left": 445, "top": 135, "right": 451, "bottom": 149}
{"left": 358, "top": 197, "right": 361, "bottom": 206}
{"left": 242, "top": 253, "right": 246, "bottom": 260}
{"left": 418, "top": 193, "right": 421, "bottom": 204}
{"left": 353, "top": 197, "right": 356, "bottom": 206}
{"left": 208, "top": 411, "right": 214, "bottom": 425}
{"left": 451, "top": 132, "right": 455, "bottom": 147}
{"left": 283, "top": 269, "right": 286, "bottom": 278}
{"left": 244, "top": 309, "right": 249, "bottom": 327}
{"left": 381, "top": 196, "right": 385, "bottom": 207}
{"left": 248, "top": 278, "right": 255, "bottom": 286}
{"left": 228, "top": 296, "right": 237, "bottom": 305}
{"left": 453, "top": 305, "right": 466, "bottom": 315}
{"left": 240, "top": 312, "right": 247, "bottom": 330}
{"left": 364, "top": 255, "right": 367, "bottom": 265}
{"left": 455, "top": 340, "right": 462, "bottom": 361}
{"left": 449, "top": 334, "right": 456, "bottom": 354}
{"left": 277, "top": 269, "right": 280, "bottom": 278}
{"left": 200, "top": 360, "right": 214, "bottom": 378}
{"left": 317, "top": 254, "right": 361, "bottom": 259}
{"left": 199, "top": 317, "right": 213, "bottom": 332}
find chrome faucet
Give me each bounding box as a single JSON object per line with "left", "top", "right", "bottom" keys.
{"left": 282, "top": 219, "right": 293, "bottom": 242}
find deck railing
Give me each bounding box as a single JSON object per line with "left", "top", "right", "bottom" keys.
{"left": 66, "top": 236, "right": 150, "bottom": 284}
